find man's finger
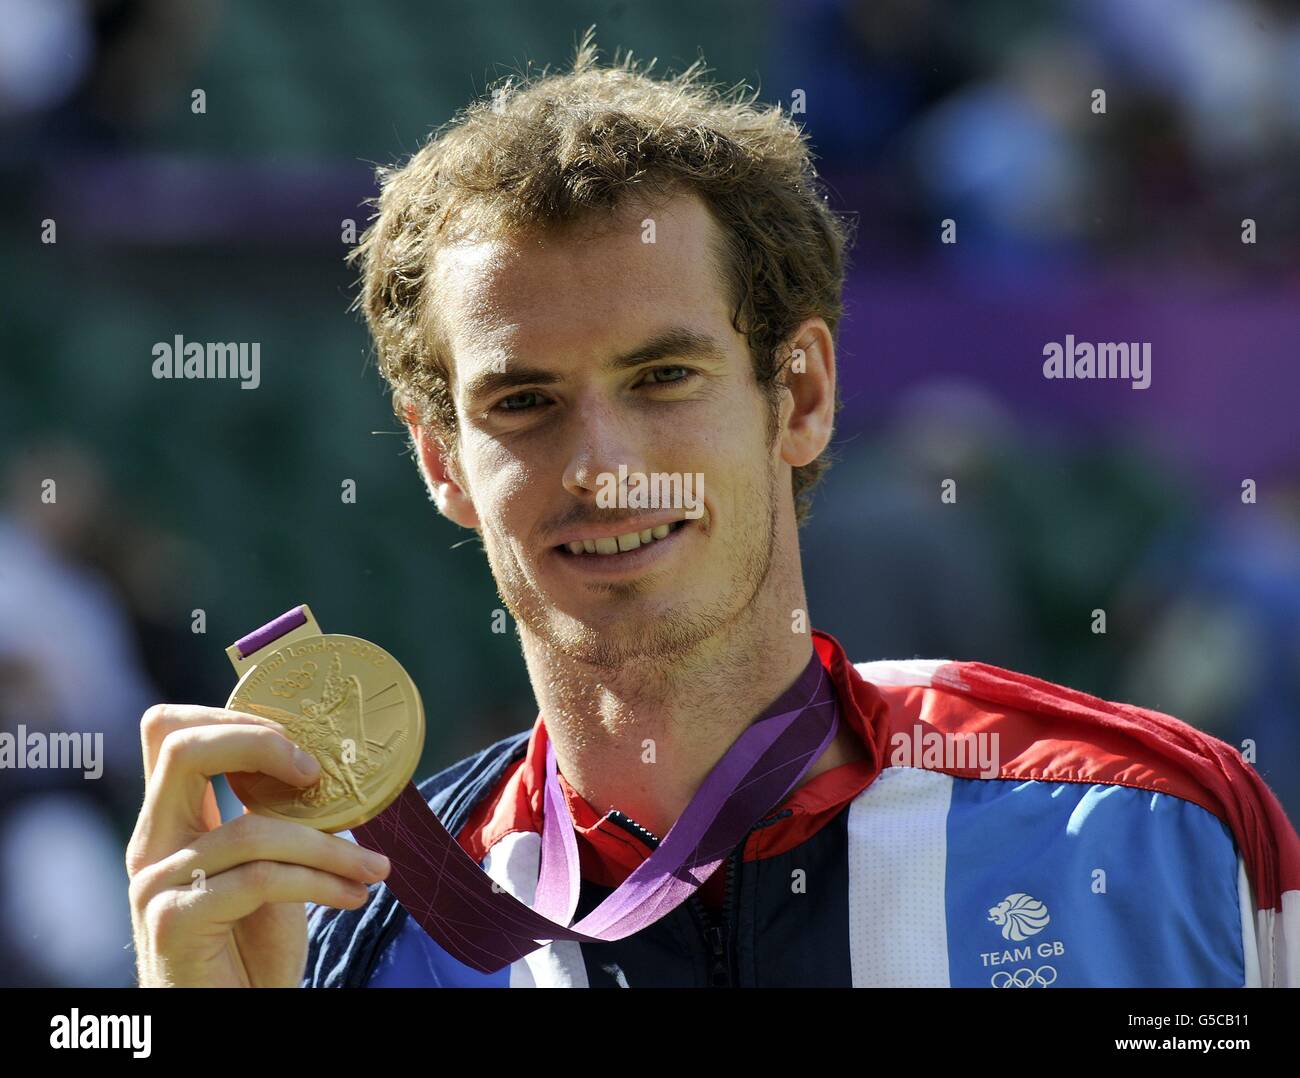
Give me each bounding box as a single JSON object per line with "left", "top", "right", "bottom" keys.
{"left": 138, "top": 813, "right": 388, "bottom": 899}
{"left": 147, "top": 861, "right": 371, "bottom": 937}
{"left": 139, "top": 704, "right": 291, "bottom": 785}
{"left": 128, "top": 725, "right": 320, "bottom": 872}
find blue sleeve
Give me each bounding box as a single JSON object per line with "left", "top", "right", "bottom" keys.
{"left": 943, "top": 778, "right": 1247, "bottom": 987}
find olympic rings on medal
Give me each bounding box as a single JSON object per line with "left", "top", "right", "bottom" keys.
{"left": 269, "top": 660, "right": 318, "bottom": 698}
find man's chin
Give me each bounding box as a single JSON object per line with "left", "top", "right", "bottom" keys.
{"left": 529, "top": 606, "right": 725, "bottom": 669}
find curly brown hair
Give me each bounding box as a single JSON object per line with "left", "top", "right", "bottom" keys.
{"left": 350, "top": 29, "right": 853, "bottom": 526}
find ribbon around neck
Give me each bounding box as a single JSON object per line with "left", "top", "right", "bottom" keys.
{"left": 350, "top": 651, "right": 839, "bottom": 973}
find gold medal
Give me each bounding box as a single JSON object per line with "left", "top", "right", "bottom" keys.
{"left": 224, "top": 604, "right": 425, "bottom": 832}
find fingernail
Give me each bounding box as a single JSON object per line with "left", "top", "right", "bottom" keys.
{"left": 364, "top": 852, "right": 390, "bottom": 874}
{"left": 294, "top": 747, "right": 320, "bottom": 775}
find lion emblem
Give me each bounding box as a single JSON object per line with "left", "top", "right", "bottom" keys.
{"left": 987, "top": 893, "right": 1051, "bottom": 941}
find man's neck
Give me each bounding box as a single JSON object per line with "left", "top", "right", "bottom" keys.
{"left": 518, "top": 597, "right": 862, "bottom": 841}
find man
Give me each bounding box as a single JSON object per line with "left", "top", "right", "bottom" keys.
{"left": 128, "top": 40, "right": 1300, "bottom": 988}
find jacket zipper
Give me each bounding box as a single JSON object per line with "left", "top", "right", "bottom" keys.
{"left": 689, "top": 845, "right": 738, "bottom": 987}
{"left": 605, "top": 809, "right": 735, "bottom": 983}
{"left": 604, "top": 809, "right": 735, "bottom": 983}
{"left": 695, "top": 811, "right": 791, "bottom": 986}
{"left": 609, "top": 809, "right": 753, "bottom": 986}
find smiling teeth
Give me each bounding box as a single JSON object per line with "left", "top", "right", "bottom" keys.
{"left": 566, "top": 522, "right": 678, "bottom": 556}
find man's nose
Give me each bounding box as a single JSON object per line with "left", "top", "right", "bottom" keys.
{"left": 560, "top": 395, "right": 651, "bottom": 499}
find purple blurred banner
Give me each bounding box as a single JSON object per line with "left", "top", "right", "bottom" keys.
{"left": 838, "top": 267, "right": 1300, "bottom": 480}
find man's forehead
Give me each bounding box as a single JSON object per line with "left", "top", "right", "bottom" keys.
{"left": 429, "top": 192, "right": 729, "bottom": 355}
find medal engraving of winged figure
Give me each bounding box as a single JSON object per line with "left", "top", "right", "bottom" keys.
{"left": 238, "top": 652, "right": 406, "bottom": 808}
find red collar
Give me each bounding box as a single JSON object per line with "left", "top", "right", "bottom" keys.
{"left": 456, "top": 631, "right": 885, "bottom": 901}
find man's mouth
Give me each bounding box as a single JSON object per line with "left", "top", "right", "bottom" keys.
{"left": 555, "top": 519, "right": 691, "bottom": 557}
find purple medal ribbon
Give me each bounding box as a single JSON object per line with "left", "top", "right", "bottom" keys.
{"left": 532, "top": 659, "right": 837, "bottom": 937}
{"left": 235, "top": 610, "right": 839, "bottom": 973}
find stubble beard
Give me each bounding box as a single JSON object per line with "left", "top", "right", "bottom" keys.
{"left": 484, "top": 454, "right": 781, "bottom": 673}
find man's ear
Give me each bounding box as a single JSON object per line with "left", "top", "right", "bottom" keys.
{"left": 777, "top": 317, "right": 836, "bottom": 469}
{"left": 404, "top": 403, "right": 480, "bottom": 530}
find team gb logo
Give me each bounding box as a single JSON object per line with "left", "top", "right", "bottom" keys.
{"left": 987, "top": 893, "right": 1051, "bottom": 941}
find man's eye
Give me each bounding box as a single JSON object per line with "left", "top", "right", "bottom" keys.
{"left": 645, "top": 366, "right": 692, "bottom": 385}
{"left": 496, "top": 391, "right": 545, "bottom": 412}
{"left": 493, "top": 369, "right": 692, "bottom": 413}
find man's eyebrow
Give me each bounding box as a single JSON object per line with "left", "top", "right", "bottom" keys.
{"left": 460, "top": 327, "right": 727, "bottom": 407}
